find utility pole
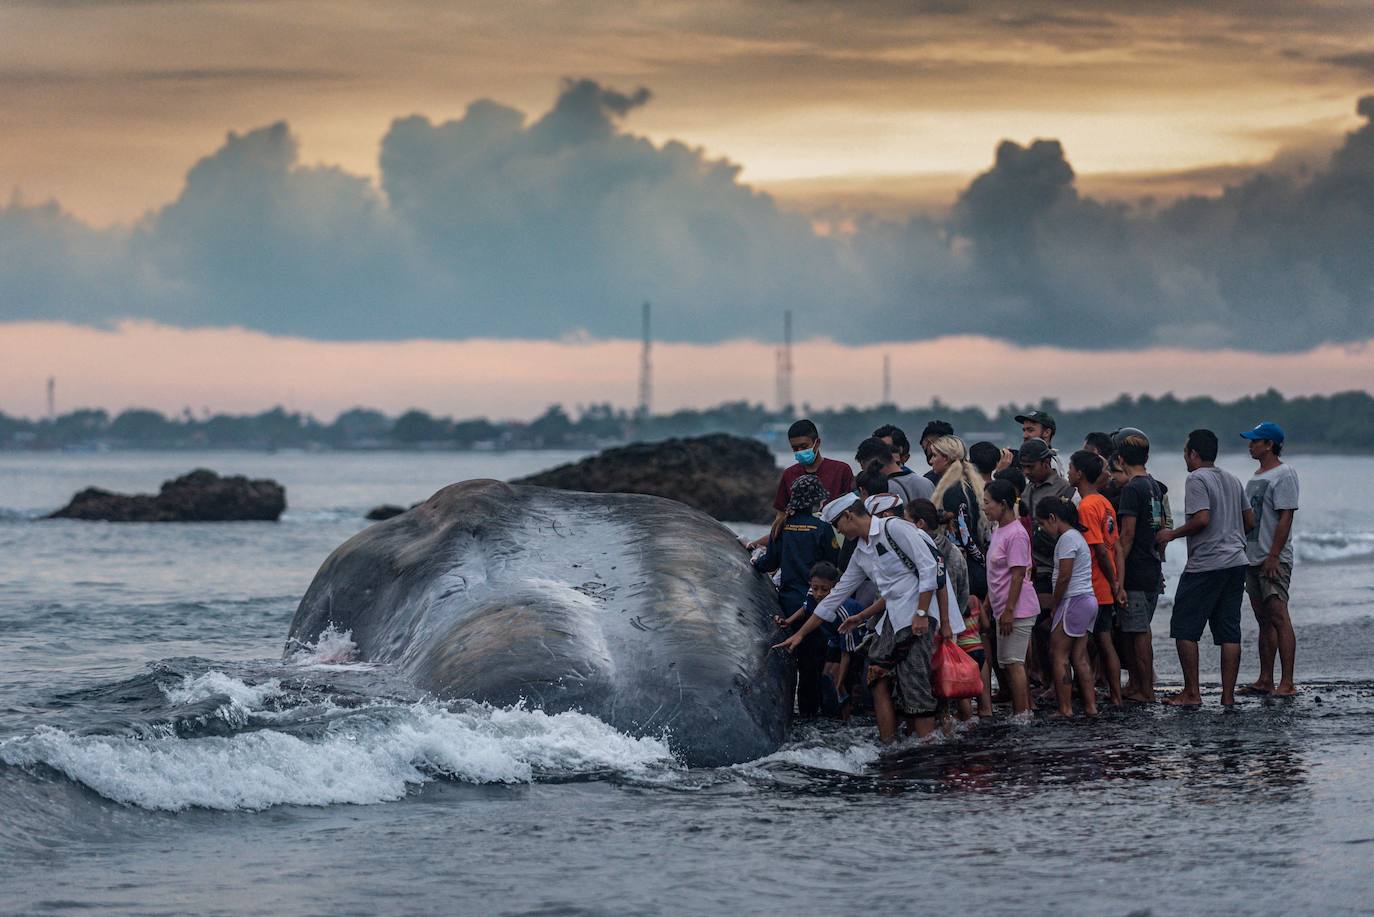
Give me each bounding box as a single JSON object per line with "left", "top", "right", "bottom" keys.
{"left": 775, "top": 310, "right": 794, "bottom": 414}
{"left": 882, "top": 354, "right": 892, "bottom": 405}
{"left": 46, "top": 376, "right": 55, "bottom": 420}
{"left": 637, "top": 301, "right": 652, "bottom": 418}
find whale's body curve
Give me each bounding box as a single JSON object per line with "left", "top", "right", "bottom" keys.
{"left": 286, "top": 480, "right": 792, "bottom": 766}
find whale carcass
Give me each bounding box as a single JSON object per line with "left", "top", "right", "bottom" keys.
{"left": 286, "top": 480, "right": 792, "bottom": 766}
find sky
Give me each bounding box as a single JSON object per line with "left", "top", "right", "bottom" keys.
{"left": 2, "top": 0, "right": 1373, "bottom": 419}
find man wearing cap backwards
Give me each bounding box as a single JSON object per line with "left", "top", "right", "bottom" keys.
{"left": 1157, "top": 430, "right": 1256, "bottom": 707}
{"left": 1240, "top": 422, "right": 1300, "bottom": 697}
{"left": 775, "top": 494, "right": 951, "bottom": 742}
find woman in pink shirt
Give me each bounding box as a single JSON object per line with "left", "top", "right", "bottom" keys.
{"left": 983, "top": 479, "right": 1039, "bottom": 715}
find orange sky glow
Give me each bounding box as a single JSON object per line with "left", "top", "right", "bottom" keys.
{"left": 3, "top": 322, "right": 1369, "bottom": 421}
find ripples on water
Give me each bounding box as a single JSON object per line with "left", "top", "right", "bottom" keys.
{"left": 2, "top": 451, "right": 1373, "bottom": 914}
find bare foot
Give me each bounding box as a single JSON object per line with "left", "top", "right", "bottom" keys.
{"left": 1239, "top": 683, "right": 1272, "bottom": 696}
{"left": 1273, "top": 684, "right": 1298, "bottom": 697}
{"left": 1084, "top": 708, "right": 1099, "bottom": 718}
{"left": 1163, "top": 693, "right": 1202, "bottom": 707}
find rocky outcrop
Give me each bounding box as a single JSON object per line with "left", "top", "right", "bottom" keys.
{"left": 513, "top": 433, "right": 779, "bottom": 523}
{"left": 48, "top": 469, "right": 286, "bottom": 522}
{"left": 365, "top": 504, "right": 409, "bottom": 521}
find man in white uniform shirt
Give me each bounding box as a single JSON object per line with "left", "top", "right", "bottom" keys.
{"left": 775, "top": 494, "right": 947, "bottom": 742}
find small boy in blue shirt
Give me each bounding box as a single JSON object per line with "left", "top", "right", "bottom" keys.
{"left": 776, "top": 561, "right": 868, "bottom": 718}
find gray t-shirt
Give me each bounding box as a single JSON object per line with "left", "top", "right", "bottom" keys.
{"left": 1245, "top": 464, "right": 1299, "bottom": 566}
{"left": 888, "top": 469, "right": 934, "bottom": 505}
{"left": 1026, "top": 472, "right": 1074, "bottom": 572}
{"left": 1183, "top": 465, "right": 1249, "bottom": 573}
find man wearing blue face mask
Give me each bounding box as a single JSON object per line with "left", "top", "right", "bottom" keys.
{"left": 747, "top": 419, "right": 856, "bottom": 550}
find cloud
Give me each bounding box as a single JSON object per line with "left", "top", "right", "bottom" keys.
{"left": 0, "top": 67, "right": 343, "bottom": 87}
{"left": 2, "top": 81, "right": 1374, "bottom": 351}
{"left": 930, "top": 96, "right": 1374, "bottom": 347}
{"left": 1323, "top": 51, "right": 1374, "bottom": 75}
{"left": 374, "top": 80, "right": 846, "bottom": 341}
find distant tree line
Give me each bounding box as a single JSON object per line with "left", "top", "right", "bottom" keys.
{"left": 2, "top": 389, "right": 1371, "bottom": 453}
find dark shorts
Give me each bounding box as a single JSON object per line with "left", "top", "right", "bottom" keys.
{"left": 1119, "top": 591, "right": 1158, "bottom": 633}
{"left": 965, "top": 647, "right": 986, "bottom": 669}
{"left": 1033, "top": 571, "right": 1054, "bottom": 598}
{"left": 867, "top": 622, "right": 936, "bottom": 717}
{"left": 1171, "top": 566, "right": 1247, "bottom": 645}
{"left": 1094, "top": 603, "right": 1115, "bottom": 634}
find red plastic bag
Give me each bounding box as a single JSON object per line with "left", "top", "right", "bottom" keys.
{"left": 931, "top": 638, "right": 982, "bottom": 700}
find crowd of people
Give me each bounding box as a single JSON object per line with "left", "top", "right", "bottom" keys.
{"left": 750, "top": 413, "right": 1300, "bottom": 741}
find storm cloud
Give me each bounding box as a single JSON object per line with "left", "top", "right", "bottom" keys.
{"left": 2, "top": 81, "right": 1373, "bottom": 350}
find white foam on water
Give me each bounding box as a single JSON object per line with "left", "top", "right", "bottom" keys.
{"left": 161, "top": 671, "right": 282, "bottom": 708}
{"left": 756, "top": 741, "right": 881, "bottom": 775}
{"left": 287, "top": 624, "right": 360, "bottom": 666}
{"left": 0, "top": 702, "right": 678, "bottom": 812}
{"left": 158, "top": 670, "right": 284, "bottom": 728}
{"left": 1295, "top": 531, "right": 1374, "bottom": 564}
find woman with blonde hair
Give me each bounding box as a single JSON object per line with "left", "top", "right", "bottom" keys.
{"left": 926, "top": 435, "right": 989, "bottom": 603}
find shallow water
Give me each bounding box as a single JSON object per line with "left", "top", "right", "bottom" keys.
{"left": 2, "top": 450, "right": 1372, "bottom": 914}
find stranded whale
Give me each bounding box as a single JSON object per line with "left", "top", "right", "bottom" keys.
{"left": 286, "top": 480, "right": 791, "bottom": 766}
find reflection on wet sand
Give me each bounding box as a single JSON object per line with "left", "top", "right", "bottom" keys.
{"left": 788, "top": 688, "right": 1355, "bottom": 799}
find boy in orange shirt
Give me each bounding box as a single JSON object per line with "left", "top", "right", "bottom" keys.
{"left": 1069, "top": 450, "right": 1123, "bottom": 707}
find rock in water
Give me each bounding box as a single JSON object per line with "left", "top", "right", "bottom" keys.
{"left": 365, "top": 504, "right": 408, "bottom": 521}
{"left": 48, "top": 469, "right": 286, "bottom": 522}
{"left": 512, "top": 433, "right": 779, "bottom": 523}
{"left": 286, "top": 479, "right": 792, "bottom": 766}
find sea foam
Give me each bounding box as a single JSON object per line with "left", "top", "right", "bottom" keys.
{"left": 161, "top": 671, "right": 282, "bottom": 708}
{"left": 1295, "top": 531, "right": 1374, "bottom": 564}
{"left": 286, "top": 623, "right": 360, "bottom": 666}
{"left": 0, "top": 702, "right": 678, "bottom": 812}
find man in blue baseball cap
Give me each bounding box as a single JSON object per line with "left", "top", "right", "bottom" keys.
{"left": 1239, "top": 422, "right": 1299, "bottom": 697}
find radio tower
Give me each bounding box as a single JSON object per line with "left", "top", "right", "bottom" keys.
{"left": 46, "top": 376, "right": 56, "bottom": 420}
{"left": 882, "top": 354, "right": 892, "bottom": 405}
{"left": 775, "top": 311, "right": 794, "bottom": 414}
{"left": 637, "top": 301, "right": 652, "bottom": 418}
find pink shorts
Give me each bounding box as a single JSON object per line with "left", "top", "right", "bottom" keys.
{"left": 1053, "top": 593, "right": 1099, "bottom": 638}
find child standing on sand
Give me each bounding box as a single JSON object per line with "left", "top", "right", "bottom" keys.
{"left": 1036, "top": 498, "right": 1100, "bottom": 717}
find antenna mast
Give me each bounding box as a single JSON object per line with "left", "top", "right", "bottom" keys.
{"left": 882, "top": 354, "right": 891, "bottom": 405}
{"left": 776, "top": 310, "right": 794, "bottom": 414}
{"left": 47, "top": 376, "right": 56, "bottom": 420}
{"left": 637, "top": 301, "right": 652, "bottom": 417}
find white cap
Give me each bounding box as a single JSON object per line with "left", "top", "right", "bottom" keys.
{"left": 864, "top": 493, "right": 902, "bottom": 516}
{"left": 819, "top": 493, "right": 862, "bottom": 524}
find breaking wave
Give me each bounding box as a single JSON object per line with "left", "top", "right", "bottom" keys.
{"left": 1296, "top": 531, "right": 1374, "bottom": 564}
{"left": 0, "top": 679, "right": 678, "bottom": 812}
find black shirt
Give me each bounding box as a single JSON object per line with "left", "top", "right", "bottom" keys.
{"left": 939, "top": 481, "right": 988, "bottom": 598}
{"left": 1117, "top": 473, "right": 1164, "bottom": 592}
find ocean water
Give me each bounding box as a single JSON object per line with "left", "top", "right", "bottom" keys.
{"left": 2, "top": 450, "right": 1372, "bottom": 915}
